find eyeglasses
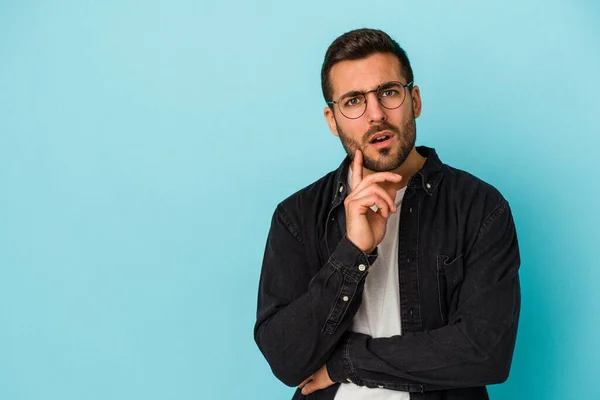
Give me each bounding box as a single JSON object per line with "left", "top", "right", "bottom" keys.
{"left": 327, "top": 81, "right": 414, "bottom": 119}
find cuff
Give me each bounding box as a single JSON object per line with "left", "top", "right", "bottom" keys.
{"left": 329, "top": 235, "right": 378, "bottom": 283}
{"left": 327, "top": 332, "right": 356, "bottom": 384}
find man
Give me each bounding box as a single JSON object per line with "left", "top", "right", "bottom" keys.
{"left": 254, "top": 28, "right": 520, "bottom": 400}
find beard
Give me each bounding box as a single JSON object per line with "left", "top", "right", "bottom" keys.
{"left": 336, "top": 117, "right": 417, "bottom": 172}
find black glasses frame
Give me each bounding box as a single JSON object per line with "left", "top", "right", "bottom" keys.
{"left": 326, "top": 81, "right": 414, "bottom": 119}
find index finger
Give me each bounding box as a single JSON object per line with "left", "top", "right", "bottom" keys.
{"left": 298, "top": 376, "right": 313, "bottom": 389}
{"left": 352, "top": 149, "right": 363, "bottom": 190}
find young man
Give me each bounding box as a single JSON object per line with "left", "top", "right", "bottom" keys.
{"left": 254, "top": 28, "right": 521, "bottom": 400}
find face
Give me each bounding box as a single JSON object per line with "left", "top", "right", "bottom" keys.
{"left": 324, "top": 52, "right": 422, "bottom": 172}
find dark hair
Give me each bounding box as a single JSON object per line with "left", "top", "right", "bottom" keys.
{"left": 321, "top": 28, "right": 414, "bottom": 103}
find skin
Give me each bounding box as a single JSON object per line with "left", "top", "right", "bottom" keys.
{"left": 327, "top": 52, "right": 425, "bottom": 255}
{"left": 298, "top": 52, "right": 426, "bottom": 396}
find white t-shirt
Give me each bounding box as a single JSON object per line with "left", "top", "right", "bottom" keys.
{"left": 333, "top": 167, "right": 410, "bottom": 400}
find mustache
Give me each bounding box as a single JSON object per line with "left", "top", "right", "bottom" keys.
{"left": 364, "top": 122, "right": 401, "bottom": 142}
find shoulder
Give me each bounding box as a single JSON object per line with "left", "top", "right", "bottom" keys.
{"left": 265, "top": 167, "right": 339, "bottom": 247}
{"left": 438, "top": 161, "right": 514, "bottom": 242}
{"left": 277, "top": 168, "right": 338, "bottom": 219}
{"left": 441, "top": 162, "right": 507, "bottom": 210}
{"left": 419, "top": 146, "right": 507, "bottom": 211}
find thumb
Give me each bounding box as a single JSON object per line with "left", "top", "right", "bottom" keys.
{"left": 301, "top": 382, "right": 313, "bottom": 395}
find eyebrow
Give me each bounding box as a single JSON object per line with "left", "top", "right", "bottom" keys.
{"left": 338, "top": 81, "right": 400, "bottom": 99}
{"left": 379, "top": 81, "right": 398, "bottom": 89}
{"left": 339, "top": 90, "right": 364, "bottom": 99}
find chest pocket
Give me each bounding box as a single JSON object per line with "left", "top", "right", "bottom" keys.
{"left": 436, "top": 254, "right": 464, "bottom": 325}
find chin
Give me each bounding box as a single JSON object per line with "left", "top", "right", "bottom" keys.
{"left": 364, "top": 148, "right": 411, "bottom": 172}
{"left": 363, "top": 157, "right": 403, "bottom": 172}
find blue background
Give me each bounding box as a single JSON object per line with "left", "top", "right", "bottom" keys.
{"left": 1, "top": 1, "right": 599, "bottom": 399}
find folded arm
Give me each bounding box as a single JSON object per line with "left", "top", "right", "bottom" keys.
{"left": 254, "top": 204, "right": 377, "bottom": 387}
{"left": 328, "top": 200, "right": 521, "bottom": 392}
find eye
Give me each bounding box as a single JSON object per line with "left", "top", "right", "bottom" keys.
{"left": 381, "top": 89, "right": 399, "bottom": 97}
{"left": 345, "top": 97, "right": 362, "bottom": 107}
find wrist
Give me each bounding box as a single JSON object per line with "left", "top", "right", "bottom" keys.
{"left": 328, "top": 236, "right": 378, "bottom": 283}
{"left": 346, "top": 235, "right": 374, "bottom": 254}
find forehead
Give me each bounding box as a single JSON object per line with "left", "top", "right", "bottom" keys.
{"left": 329, "top": 52, "right": 403, "bottom": 98}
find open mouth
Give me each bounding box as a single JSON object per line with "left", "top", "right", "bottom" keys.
{"left": 369, "top": 133, "right": 394, "bottom": 146}
{"left": 370, "top": 135, "right": 391, "bottom": 144}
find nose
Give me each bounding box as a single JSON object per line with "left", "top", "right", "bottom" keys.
{"left": 364, "top": 92, "right": 387, "bottom": 123}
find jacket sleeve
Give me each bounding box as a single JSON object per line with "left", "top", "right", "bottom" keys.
{"left": 254, "top": 203, "right": 377, "bottom": 387}
{"left": 327, "top": 200, "right": 521, "bottom": 392}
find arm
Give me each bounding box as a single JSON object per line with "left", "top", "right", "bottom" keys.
{"left": 327, "top": 200, "right": 521, "bottom": 392}
{"left": 254, "top": 203, "right": 377, "bottom": 387}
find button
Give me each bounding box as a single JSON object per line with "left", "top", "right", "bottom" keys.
{"left": 339, "top": 186, "right": 344, "bottom": 193}
{"left": 358, "top": 264, "right": 366, "bottom": 271}
{"left": 426, "top": 183, "right": 431, "bottom": 189}
{"left": 346, "top": 378, "right": 353, "bottom": 383}
{"left": 409, "top": 308, "right": 414, "bottom": 316}
{"left": 409, "top": 207, "right": 412, "bottom": 213}
{"left": 378, "top": 385, "right": 384, "bottom": 388}
{"left": 342, "top": 296, "right": 349, "bottom": 302}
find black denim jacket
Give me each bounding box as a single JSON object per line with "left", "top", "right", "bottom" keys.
{"left": 254, "top": 146, "right": 521, "bottom": 400}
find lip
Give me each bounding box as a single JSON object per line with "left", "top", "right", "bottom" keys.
{"left": 369, "top": 131, "right": 394, "bottom": 148}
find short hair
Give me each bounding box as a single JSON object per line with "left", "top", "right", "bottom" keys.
{"left": 321, "top": 28, "right": 414, "bottom": 103}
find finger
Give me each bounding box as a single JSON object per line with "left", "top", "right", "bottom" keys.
{"left": 298, "top": 377, "right": 312, "bottom": 389}
{"left": 301, "top": 381, "right": 318, "bottom": 396}
{"left": 301, "top": 384, "right": 310, "bottom": 395}
{"left": 350, "top": 185, "right": 396, "bottom": 212}
{"left": 348, "top": 185, "right": 397, "bottom": 214}
{"left": 350, "top": 192, "right": 393, "bottom": 219}
{"left": 363, "top": 194, "right": 392, "bottom": 219}
{"left": 353, "top": 172, "right": 402, "bottom": 194}
{"left": 348, "top": 191, "right": 392, "bottom": 219}
{"left": 351, "top": 149, "right": 363, "bottom": 191}
{"left": 302, "top": 375, "right": 331, "bottom": 396}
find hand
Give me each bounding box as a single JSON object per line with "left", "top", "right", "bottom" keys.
{"left": 298, "top": 364, "right": 335, "bottom": 396}
{"left": 345, "top": 149, "right": 402, "bottom": 253}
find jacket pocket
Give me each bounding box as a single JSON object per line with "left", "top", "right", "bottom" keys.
{"left": 436, "top": 254, "right": 464, "bottom": 325}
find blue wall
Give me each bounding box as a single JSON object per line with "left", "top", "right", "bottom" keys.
{"left": 1, "top": 1, "right": 599, "bottom": 399}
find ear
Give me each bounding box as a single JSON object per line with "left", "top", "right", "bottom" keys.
{"left": 324, "top": 106, "right": 339, "bottom": 137}
{"left": 410, "top": 85, "right": 422, "bottom": 119}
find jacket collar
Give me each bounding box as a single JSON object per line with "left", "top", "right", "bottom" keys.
{"left": 331, "top": 146, "right": 445, "bottom": 207}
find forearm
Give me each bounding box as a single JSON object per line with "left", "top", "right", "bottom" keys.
{"left": 328, "top": 272, "right": 520, "bottom": 390}
{"left": 328, "top": 200, "right": 521, "bottom": 391}
{"left": 254, "top": 205, "right": 377, "bottom": 386}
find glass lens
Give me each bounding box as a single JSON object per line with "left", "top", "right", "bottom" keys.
{"left": 338, "top": 94, "right": 366, "bottom": 119}
{"left": 378, "top": 82, "right": 406, "bottom": 109}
